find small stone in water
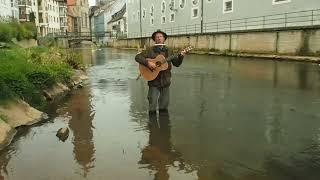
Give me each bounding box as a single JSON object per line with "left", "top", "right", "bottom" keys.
{"left": 56, "top": 127, "right": 69, "bottom": 142}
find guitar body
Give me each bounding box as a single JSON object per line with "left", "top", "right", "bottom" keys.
{"left": 139, "top": 54, "right": 169, "bottom": 81}
{"left": 137, "top": 46, "right": 192, "bottom": 81}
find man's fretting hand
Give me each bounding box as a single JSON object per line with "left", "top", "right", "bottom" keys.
{"left": 180, "top": 49, "right": 186, "bottom": 56}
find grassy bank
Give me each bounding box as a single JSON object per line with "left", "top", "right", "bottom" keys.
{"left": 0, "top": 47, "right": 83, "bottom": 109}
{"left": 0, "top": 22, "right": 37, "bottom": 42}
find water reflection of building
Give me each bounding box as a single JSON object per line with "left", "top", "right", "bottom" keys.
{"left": 80, "top": 48, "right": 94, "bottom": 65}
{"left": 66, "top": 86, "right": 95, "bottom": 177}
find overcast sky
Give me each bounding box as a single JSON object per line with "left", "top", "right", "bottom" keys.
{"left": 89, "top": 0, "right": 95, "bottom": 6}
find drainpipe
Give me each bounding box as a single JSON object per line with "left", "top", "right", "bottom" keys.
{"left": 139, "top": 0, "right": 143, "bottom": 47}
{"left": 200, "top": 0, "right": 203, "bottom": 33}
{"left": 139, "top": 0, "right": 142, "bottom": 38}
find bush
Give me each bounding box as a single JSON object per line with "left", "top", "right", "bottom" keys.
{"left": 0, "top": 23, "right": 13, "bottom": 42}
{"left": 0, "top": 22, "right": 37, "bottom": 42}
{"left": 37, "top": 36, "right": 56, "bottom": 47}
{"left": 0, "top": 79, "right": 14, "bottom": 101}
{"left": 26, "top": 68, "right": 56, "bottom": 89}
{"left": 21, "top": 22, "right": 37, "bottom": 39}
{"left": 0, "top": 47, "right": 82, "bottom": 108}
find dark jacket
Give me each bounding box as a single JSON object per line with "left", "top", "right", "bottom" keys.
{"left": 135, "top": 46, "right": 184, "bottom": 87}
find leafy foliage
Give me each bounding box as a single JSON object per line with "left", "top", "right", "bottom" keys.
{"left": 0, "top": 47, "right": 83, "bottom": 108}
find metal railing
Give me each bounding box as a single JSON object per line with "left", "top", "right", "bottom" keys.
{"left": 46, "top": 31, "right": 111, "bottom": 39}
{"left": 18, "top": 0, "right": 31, "bottom": 6}
{"left": 47, "top": 31, "right": 128, "bottom": 40}
{"left": 60, "top": 22, "right": 67, "bottom": 27}
{"left": 128, "top": 9, "right": 320, "bottom": 38}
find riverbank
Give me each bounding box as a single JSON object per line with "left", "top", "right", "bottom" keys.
{"left": 0, "top": 47, "right": 87, "bottom": 150}
{"left": 110, "top": 27, "right": 320, "bottom": 63}
{"left": 112, "top": 47, "right": 320, "bottom": 64}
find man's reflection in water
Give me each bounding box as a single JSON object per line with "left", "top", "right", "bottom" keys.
{"left": 139, "top": 111, "right": 182, "bottom": 180}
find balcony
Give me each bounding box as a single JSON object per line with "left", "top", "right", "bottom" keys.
{"left": 38, "top": 5, "right": 43, "bottom": 12}
{"left": 59, "top": 12, "right": 66, "bottom": 17}
{"left": 39, "top": 18, "right": 48, "bottom": 26}
{"left": 18, "top": 0, "right": 31, "bottom": 6}
{"left": 60, "top": 22, "right": 67, "bottom": 27}
{"left": 19, "top": 14, "right": 28, "bottom": 21}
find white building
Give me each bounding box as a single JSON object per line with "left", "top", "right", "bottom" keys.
{"left": 127, "top": 0, "right": 320, "bottom": 38}
{"left": 0, "top": 0, "right": 13, "bottom": 20}
{"left": 18, "top": 0, "right": 39, "bottom": 27}
{"left": 47, "top": 0, "right": 60, "bottom": 33}
{"left": 57, "top": 0, "right": 67, "bottom": 33}
{"left": 0, "top": 0, "right": 18, "bottom": 21}
{"left": 38, "top": 0, "right": 61, "bottom": 36}
{"left": 91, "top": 0, "right": 125, "bottom": 43}
{"left": 107, "top": 4, "right": 126, "bottom": 38}
{"left": 11, "top": 0, "right": 19, "bottom": 19}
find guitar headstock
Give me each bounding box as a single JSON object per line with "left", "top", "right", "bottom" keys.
{"left": 181, "top": 46, "right": 193, "bottom": 54}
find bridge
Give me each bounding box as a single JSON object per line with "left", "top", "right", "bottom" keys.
{"left": 47, "top": 32, "right": 113, "bottom": 41}
{"left": 44, "top": 31, "right": 127, "bottom": 47}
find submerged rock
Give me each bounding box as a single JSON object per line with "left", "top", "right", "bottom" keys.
{"left": 0, "top": 119, "right": 17, "bottom": 150}
{"left": 56, "top": 127, "right": 69, "bottom": 142}
{"left": 0, "top": 99, "right": 44, "bottom": 128}
{"left": 43, "top": 83, "right": 70, "bottom": 101}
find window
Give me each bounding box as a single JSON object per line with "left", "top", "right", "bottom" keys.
{"left": 170, "top": 13, "right": 175, "bottom": 22}
{"left": 84, "top": 13, "right": 87, "bottom": 27}
{"left": 137, "top": 10, "right": 140, "bottom": 20}
{"left": 179, "top": 0, "right": 185, "bottom": 9}
{"left": 150, "top": 17, "right": 154, "bottom": 25}
{"left": 191, "top": 8, "right": 198, "bottom": 18}
{"left": 223, "top": 0, "right": 233, "bottom": 13}
{"left": 192, "top": 0, "right": 199, "bottom": 6}
{"left": 132, "top": 12, "right": 136, "bottom": 21}
{"left": 161, "top": 16, "right": 166, "bottom": 24}
{"left": 169, "top": 0, "right": 175, "bottom": 11}
{"left": 161, "top": 1, "right": 165, "bottom": 13}
{"left": 150, "top": 5, "right": 154, "bottom": 16}
{"left": 272, "top": 0, "right": 291, "bottom": 5}
{"left": 142, "top": 9, "right": 146, "bottom": 18}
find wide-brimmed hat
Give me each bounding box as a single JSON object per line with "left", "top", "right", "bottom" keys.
{"left": 151, "top": 30, "right": 167, "bottom": 41}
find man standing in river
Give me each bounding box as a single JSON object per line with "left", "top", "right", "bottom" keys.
{"left": 135, "top": 30, "right": 186, "bottom": 115}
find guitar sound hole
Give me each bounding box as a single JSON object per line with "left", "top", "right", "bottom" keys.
{"left": 155, "top": 61, "right": 161, "bottom": 67}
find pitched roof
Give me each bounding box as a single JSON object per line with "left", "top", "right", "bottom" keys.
{"left": 107, "top": 4, "right": 126, "bottom": 24}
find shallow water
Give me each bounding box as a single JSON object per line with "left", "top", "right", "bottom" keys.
{"left": 1, "top": 48, "right": 320, "bottom": 180}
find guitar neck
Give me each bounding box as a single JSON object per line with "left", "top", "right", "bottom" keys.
{"left": 165, "top": 47, "right": 190, "bottom": 62}
{"left": 166, "top": 54, "right": 178, "bottom": 62}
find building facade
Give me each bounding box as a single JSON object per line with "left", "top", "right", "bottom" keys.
{"left": 37, "top": 0, "right": 61, "bottom": 36}
{"left": 127, "top": 0, "right": 320, "bottom": 38}
{"left": 107, "top": 4, "right": 127, "bottom": 38}
{"left": 0, "top": 0, "right": 18, "bottom": 21}
{"left": 11, "top": 0, "right": 19, "bottom": 20}
{"left": 80, "top": 0, "right": 90, "bottom": 32}
{"left": 91, "top": 0, "right": 125, "bottom": 43}
{"left": 18, "top": 0, "right": 39, "bottom": 25}
{"left": 67, "top": 0, "right": 89, "bottom": 33}
{"left": 57, "top": 0, "right": 67, "bottom": 33}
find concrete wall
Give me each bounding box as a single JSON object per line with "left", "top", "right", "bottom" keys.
{"left": 307, "top": 29, "right": 320, "bottom": 55}
{"left": 111, "top": 28, "right": 320, "bottom": 56}
{"left": 15, "top": 39, "right": 38, "bottom": 48}
{"left": 231, "top": 32, "right": 276, "bottom": 53}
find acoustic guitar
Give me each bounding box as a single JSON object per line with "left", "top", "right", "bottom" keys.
{"left": 138, "top": 46, "right": 192, "bottom": 81}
